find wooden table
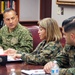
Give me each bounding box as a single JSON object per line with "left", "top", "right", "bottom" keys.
{"left": 0, "top": 62, "right": 44, "bottom": 75}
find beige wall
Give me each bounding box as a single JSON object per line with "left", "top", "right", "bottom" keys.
{"left": 19, "top": 0, "right": 75, "bottom": 26}
{"left": 52, "top": 0, "right": 75, "bottom": 27}
{"left": 20, "top": 0, "right": 40, "bottom": 21}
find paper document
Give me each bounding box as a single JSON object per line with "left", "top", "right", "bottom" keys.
{"left": 7, "top": 55, "right": 22, "bottom": 61}
{"left": 21, "top": 69, "right": 45, "bottom": 75}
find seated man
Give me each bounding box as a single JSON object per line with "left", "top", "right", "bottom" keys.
{"left": 44, "top": 16, "right": 75, "bottom": 75}
{"left": 0, "top": 8, "right": 33, "bottom": 55}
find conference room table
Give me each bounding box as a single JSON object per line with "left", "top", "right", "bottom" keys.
{"left": 0, "top": 61, "right": 44, "bottom": 75}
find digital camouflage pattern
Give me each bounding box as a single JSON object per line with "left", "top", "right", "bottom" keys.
{"left": 21, "top": 40, "right": 63, "bottom": 65}
{"left": 0, "top": 23, "right": 33, "bottom": 53}
{"left": 56, "top": 44, "right": 75, "bottom": 75}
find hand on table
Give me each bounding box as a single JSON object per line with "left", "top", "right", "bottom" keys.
{"left": 44, "top": 61, "right": 54, "bottom": 73}
{"left": 13, "top": 54, "right": 22, "bottom": 60}
{"left": 4, "top": 48, "right": 17, "bottom": 56}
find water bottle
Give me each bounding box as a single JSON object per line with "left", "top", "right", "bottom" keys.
{"left": 51, "top": 61, "right": 60, "bottom": 75}
{"left": 9, "top": 69, "right": 17, "bottom": 75}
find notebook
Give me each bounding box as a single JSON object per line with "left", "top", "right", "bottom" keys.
{"left": 7, "top": 55, "right": 22, "bottom": 62}
{"left": 21, "top": 69, "right": 45, "bottom": 75}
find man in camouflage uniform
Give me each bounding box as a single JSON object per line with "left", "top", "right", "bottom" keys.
{"left": 0, "top": 8, "right": 33, "bottom": 54}
{"left": 44, "top": 17, "right": 75, "bottom": 75}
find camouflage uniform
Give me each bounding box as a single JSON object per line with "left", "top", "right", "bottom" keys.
{"left": 21, "top": 40, "right": 63, "bottom": 65}
{"left": 0, "top": 23, "right": 33, "bottom": 53}
{"left": 56, "top": 44, "right": 75, "bottom": 75}
{"left": 0, "top": 31, "right": 2, "bottom": 45}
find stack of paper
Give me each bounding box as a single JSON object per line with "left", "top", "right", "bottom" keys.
{"left": 21, "top": 69, "right": 46, "bottom": 75}
{"left": 7, "top": 55, "right": 22, "bottom": 61}
{"left": 0, "top": 48, "right": 4, "bottom": 55}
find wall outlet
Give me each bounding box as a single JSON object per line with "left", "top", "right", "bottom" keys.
{"left": 57, "top": 7, "right": 61, "bottom": 15}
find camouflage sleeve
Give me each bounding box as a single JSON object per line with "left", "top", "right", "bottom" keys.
{"left": 21, "top": 42, "right": 62, "bottom": 65}
{"left": 16, "top": 29, "right": 33, "bottom": 53}
{"left": 56, "top": 44, "right": 70, "bottom": 68}
{"left": 56, "top": 51, "right": 69, "bottom": 68}
{"left": 59, "top": 68, "right": 75, "bottom": 75}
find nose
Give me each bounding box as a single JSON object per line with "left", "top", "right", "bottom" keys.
{"left": 38, "top": 29, "right": 40, "bottom": 34}
{"left": 10, "top": 19, "right": 13, "bottom": 23}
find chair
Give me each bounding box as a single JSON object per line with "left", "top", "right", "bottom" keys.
{"left": 60, "top": 37, "right": 66, "bottom": 47}
{"left": 26, "top": 25, "right": 41, "bottom": 50}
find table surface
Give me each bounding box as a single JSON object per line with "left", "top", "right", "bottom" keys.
{"left": 0, "top": 62, "right": 44, "bottom": 75}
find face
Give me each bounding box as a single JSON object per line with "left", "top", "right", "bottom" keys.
{"left": 3, "top": 10, "right": 18, "bottom": 31}
{"left": 63, "top": 31, "right": 75, "bottom": 45}
{"left": 38, "top": 27, "right": 46, "bottom": 40}
{"left": 64, "top": 32, "right": 71, "bottom": 44}
{"left": 62, "top": 27, "right": 71, "bottom": 44}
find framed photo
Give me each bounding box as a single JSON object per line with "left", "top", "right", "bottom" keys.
{"left": 56, "top": 0, "right": 75, "bottom": 5}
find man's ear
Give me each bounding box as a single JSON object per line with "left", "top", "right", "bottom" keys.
{"left": 70, "top": 33, "right": 75, "bottom": 40}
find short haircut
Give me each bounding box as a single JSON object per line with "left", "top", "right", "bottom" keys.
{"left": 62, "top": 16, "right": 75, "bottom": 27}
{"left": 68, "top": 16, "right": 75, "bottom": 20}
{"left": 3, "top": 8, "right": 17, "bottom": 17}
{"left": 62, "top": 19, "right": 72, "bottom": 27}
{"left": 64, "top": 21, "right": 75, "bottom": 32}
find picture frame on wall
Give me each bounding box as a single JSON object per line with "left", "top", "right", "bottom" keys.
{"left": 56, "top": 0, "right": 75, "bottom": 5}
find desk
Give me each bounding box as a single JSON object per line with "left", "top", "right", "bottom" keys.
{"left": 0, "top": 62, "right": 43, "bottom": 75}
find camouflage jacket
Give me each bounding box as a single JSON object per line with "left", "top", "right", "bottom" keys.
{"left": 0, "top": 23, "right": 33, "bottom": 53}
{"left": 21, "top": 40, "right": 63, "bottom": 65}
{"left": 56, "top": 44, "right": 75, "bottom": 75}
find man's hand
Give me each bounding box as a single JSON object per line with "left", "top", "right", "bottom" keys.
{"left": 4, "top": 48, "right": 17, "bottom": 55}
{"left": 13, "top": 54, "right": 22, "bottom": 60}
{"left": 44, "top": 61, "right": 54, "bottom": 73}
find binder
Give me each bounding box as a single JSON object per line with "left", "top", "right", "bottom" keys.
{"left": 10, "top": 0, "right": 13, "bottom": 8}
{"left": 1, "top": 0, "right": 5, "bottom": 13}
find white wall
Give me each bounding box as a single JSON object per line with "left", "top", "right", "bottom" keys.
{"left": 52, "top": 0, "right": 75, "bottom": 27}
{"left": 19, "top": 0, "right": 75, "bottom": 26}
{"left": 20, "top": 0, "right": 40, "bottom": 21}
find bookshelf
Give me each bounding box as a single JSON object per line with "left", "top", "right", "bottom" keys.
{"left": 0, "top": 0, "right": 19, "bottom": 28}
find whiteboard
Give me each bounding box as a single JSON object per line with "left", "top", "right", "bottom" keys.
{"left": 20, "top": 0, "right": 40, "bottom": 21}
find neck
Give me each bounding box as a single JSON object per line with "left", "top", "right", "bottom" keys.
{"left": 8, "top": 28, "right": 14, "bottom": 33}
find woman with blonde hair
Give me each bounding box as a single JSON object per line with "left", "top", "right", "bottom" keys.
{"left": 14, "top": 18, "right": 63, "bottom": 65}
